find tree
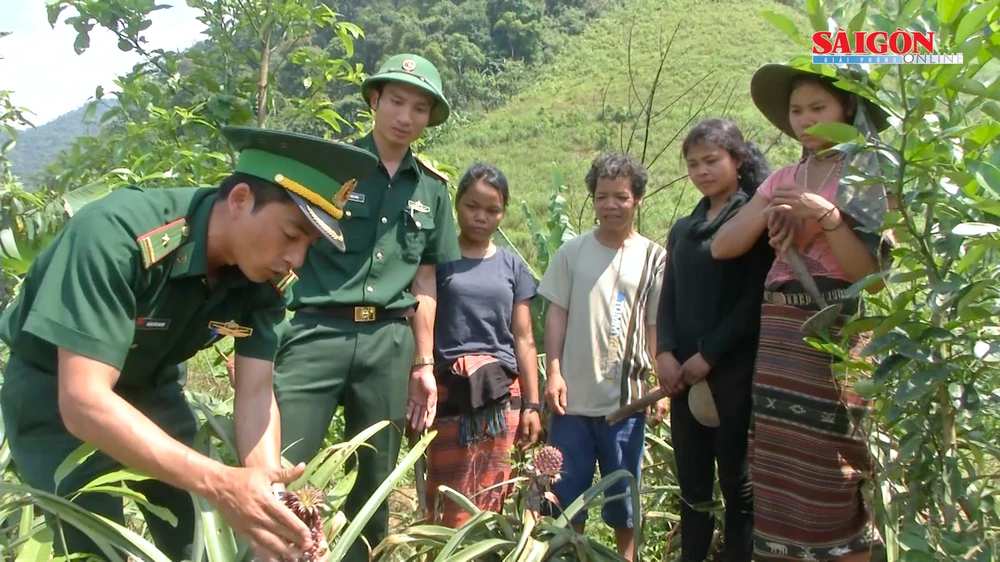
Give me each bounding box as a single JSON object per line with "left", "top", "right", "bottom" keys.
{"left": 765, "top": 0, "right": 1000, "bottom": 558}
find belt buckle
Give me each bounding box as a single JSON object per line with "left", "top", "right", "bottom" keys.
{"left": 354, "top": 306, "right": 376, "bottom": 322}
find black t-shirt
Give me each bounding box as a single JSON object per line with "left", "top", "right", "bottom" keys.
{"left": 434, "top": 247, "right": 538, "bottom": 373}
{"left": 657, "top": 195, "right": 775, "bottom": 395}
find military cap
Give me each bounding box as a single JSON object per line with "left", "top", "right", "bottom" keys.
{"left": 750, "top": 62, "right": 890, "bottom": 141}
{"left": 361, "top": 54, "right": 450, "bottom": 127}
{"left": 222, "top": 126, "right": 378, "bottom": 252}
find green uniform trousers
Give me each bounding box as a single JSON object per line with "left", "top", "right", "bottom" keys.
{"left": 273, "top": 312, "right": 413, "bottom": 562}
{"left": 1, "top": 355, "right": 198, "bottom": 561}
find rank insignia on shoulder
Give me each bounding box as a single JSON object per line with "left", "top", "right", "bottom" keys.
{"left": 415, "top": 155, "right": 450, "bottom": 184}
{"left": 136, "top": 218, "right": 190, "bottom": 269}
{"left": 269, "top": 270, "right": 298, "bottom": 296}
{"left": 208, "top": 320, "right": 254, "bottom": 338}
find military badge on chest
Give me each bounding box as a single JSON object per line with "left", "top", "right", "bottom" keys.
{"left": 208, "top": 320, "right": 254, "bottom": 338}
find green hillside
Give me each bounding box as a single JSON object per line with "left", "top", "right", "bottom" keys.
{"left": 427, "top": 0, "right": 810, "bottom": 264}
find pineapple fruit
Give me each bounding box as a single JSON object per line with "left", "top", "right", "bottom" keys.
{"left": 280, "top": 486, "right": 329, "bottom": 562}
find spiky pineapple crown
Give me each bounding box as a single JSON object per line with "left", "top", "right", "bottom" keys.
{"left": 534, "top": 445, "right": 564, "bottom": 475}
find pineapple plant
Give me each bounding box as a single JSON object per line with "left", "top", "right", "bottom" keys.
{"left": 280, "top": 486, "right": 329, "bottom": 562}
{"left": 523, "top": 445, "right": 564, "bottom": 515}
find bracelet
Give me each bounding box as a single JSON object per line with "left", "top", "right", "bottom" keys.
{"left": 522, "top": 401, "right": 541, "bottom": 412}
{"left": 822, "top": 220, "right": 845, "bottom": 232}
{"left": 817, "top": 207, "right": 836, "bottom": 223}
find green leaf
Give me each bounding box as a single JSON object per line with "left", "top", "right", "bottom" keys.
{"left": 73, "top": 30, "right": 90, "bottom": 54}
{"left": 46, "top": 3, "right": 64, "bottom": 27}
{"left": 848, "top": 2, "right": 868, "bottom": 39}
{"left": 53, "top": 443, "right": 99, "bottom": 491}
{"left": 970, "top": 161, "right": 1000, "bottom": 195}
{"left": 937, "top": 0, "right": 963, "bottom": 24}
{"left": 874, "top": 353, "right": 910, "bottom": 383}
{"left": 957, "top": 278, "right": 996, "bottom": 313}
{"left": 950, "top": 77, "right": 1000, "bottom": 101}
{"left": 895, "top": 367, "right": 944, "bottom": 402}
{"left": 326, "top": 430, "right": 438, "bottom": 561}
{"left": 117, "top": 39, "right": 132, "bottom": 52}
{"left": 760, "top": 10, "right": 805, "bottom": 44}
{"left": 987, "top": 102, "right": 1000, "bottom": 123}
{"left": 316, "top": 108, "right": 346, "bottom": 133}
{"left": 956, "top": 0, "right": 1000, "bottom": 44}
{"left": 841, "top": 316, "right": 885, "bottom": 337}
{"left": 62, "top": 182, "right": 115, "bottom": 216}
{"left": 806, "top": 122, "right": 863, "bottom": 144}
{"left": 805, "top": 0, "right": 828, "bottom": 32}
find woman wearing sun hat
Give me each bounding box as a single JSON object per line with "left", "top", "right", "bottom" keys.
{"left": 711, "top": 62, "right": 894, "bottom": 561}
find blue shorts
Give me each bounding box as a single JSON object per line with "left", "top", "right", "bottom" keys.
{"left": 545, "top": 412, "right": 645, "bottom": 529}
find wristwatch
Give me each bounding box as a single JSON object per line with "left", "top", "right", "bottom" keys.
{"left": 412, "top": 356, "right": 434, "bottom": 368}
{"left": 522, "top": 401, "right": 541, "bottom": 412}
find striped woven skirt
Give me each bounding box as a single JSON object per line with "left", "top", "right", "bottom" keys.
{"left": 424, "top": 379, "right": 521, "bottom": 528}
{"left": 750, "top": 303, "right": 883, "bottom": 560}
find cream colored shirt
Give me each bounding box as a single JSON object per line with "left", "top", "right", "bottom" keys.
{"left": 538, "top": 229, "right": 666, "bottom": 416}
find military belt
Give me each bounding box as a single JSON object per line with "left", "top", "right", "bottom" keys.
{"left": 299, "top": 305, "right": 415, "bottom": 323}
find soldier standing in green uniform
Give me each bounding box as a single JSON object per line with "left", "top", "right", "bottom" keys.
{"left": 273, "top": 53, "right": 461, "bottom": 560}
{"left": 0, "top": 126, "right": 378, "bottom": 561}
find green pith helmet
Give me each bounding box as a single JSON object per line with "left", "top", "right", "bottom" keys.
{"left": 361, "top": 54, "right": 450, "bottom": 127}
{"left": 222, "top": 126, "right": 379, "bottom": 252}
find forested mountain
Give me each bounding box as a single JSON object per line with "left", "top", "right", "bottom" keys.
{"left": 4, "top": 0, "right": 613, "bottom": 180}
{"left": 3, "top": 103, "right": 112, "bottom": 181}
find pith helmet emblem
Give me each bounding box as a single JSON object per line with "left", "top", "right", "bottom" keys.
{"left": 402, "top": 59, "right": 416, "bottom": 71}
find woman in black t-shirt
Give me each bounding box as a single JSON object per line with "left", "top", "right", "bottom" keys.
{"left": 656, "top": 118, "right": 774, "bottom": 561}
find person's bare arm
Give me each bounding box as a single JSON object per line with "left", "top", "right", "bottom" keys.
{"left": 711, "top": 193, "right": 771, "bottom": 259}
{"left": 512, "top": 301, "right": 540, "bottom": 405}
{"left": 57, "top": 349, "right": 312, "bottom": 559}
{"left": 769, "top": 184, "right": 883, "bottom": 292}
{"left": 408, "top": 264, "right": 438, "bottom": 432}
{"left": 818, "top": 209, "right": 882, "bottom": 291}
{"left": 232, "top": 355, "right": 281, "bottom": 470}
{"left": 544, "top": 303, "right": 568, "bottom": 381}
{"left": 543, "top": 303, "right": 569, "bottom": 415}
{"left": 512, "top": 300, "right": 542, "bottom": 447}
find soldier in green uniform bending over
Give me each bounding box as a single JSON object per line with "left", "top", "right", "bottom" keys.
{"left": 272, "top": 53, "right": 461, "bottom": 560}
{"left": 0, "top": 126, "right": 378, "bottom": 561}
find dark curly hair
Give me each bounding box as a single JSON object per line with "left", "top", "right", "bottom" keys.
{"left": 681, "top": 118, "right": 770, "bottom": 196}
{"left": 584, "top": 152, "right": 648, "bottom": 200}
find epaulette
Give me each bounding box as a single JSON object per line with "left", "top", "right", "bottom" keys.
{"left": 269, "top": 270, "right": 298, "bottom": 296}
{"left": 415, "top": 155, "right": 450, "bottom": 184}
{"left": 136, "top": 218, "right": 189, "bottom": 269}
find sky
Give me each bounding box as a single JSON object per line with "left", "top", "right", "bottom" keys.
{"left": 0, "top": 0, "right": 207, "bottom": 128}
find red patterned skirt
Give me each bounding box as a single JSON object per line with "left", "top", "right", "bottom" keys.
{"left": 425, "top": 379, "right": 521, "bottom": 528}
{"left": 749, "top": 303, "right": 883, "bottom": 560}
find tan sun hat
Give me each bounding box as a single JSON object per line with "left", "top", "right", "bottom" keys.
{"left": 688, "top": 380, "right": 720, "bottom": 427}
{"left": 750, "top": 62, "right": 891, "bottom": 141}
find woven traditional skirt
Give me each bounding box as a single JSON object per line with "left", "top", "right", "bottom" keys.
{"left": 424, "top": 379, "right": 521, "bottom": 528}
{"left": 749, "top": 302, "right": 883, "bottom": 560}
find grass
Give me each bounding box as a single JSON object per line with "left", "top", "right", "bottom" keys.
{"left": 424, "top": 0, "right": 814, "bottom": 269}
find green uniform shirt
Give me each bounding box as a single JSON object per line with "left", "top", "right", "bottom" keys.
{"left": 0, "top": 186, "right": 288, "bottom": 388}
{"left": 285, "top": 133, "right": 461, "bottom": 310}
